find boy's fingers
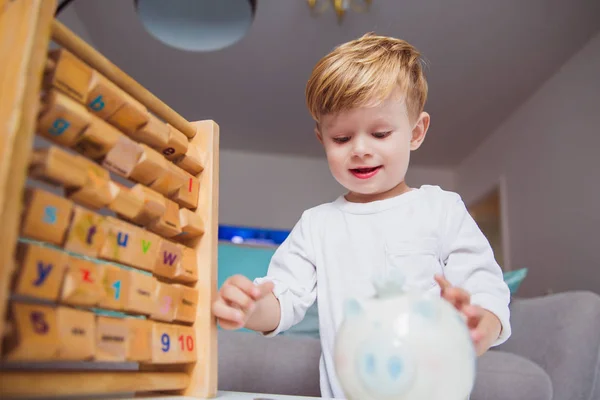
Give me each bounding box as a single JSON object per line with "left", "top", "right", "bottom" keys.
{"left": 212, "top": 300, "right": 244, "bottom": 326}
{"left": 222, "top": 283, "right": 255, "bottom": 311}
{"left": 229, "top": 275, "right": 262, "bottom": 300}
{"left": 434, "top": 274, "right": 451, "bottom": 291}
{"left": 464, "top": 305, "right": 484, "bottom": 329}
{"left": 256, "top": 281, "right": 275, "bottom": 299}
{"left": 442, "top": 287, "right": 470, "bottom": 310}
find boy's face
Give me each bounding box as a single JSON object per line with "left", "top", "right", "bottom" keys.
{"left": 316, "top": 88, "right": 429, "bottom": 203}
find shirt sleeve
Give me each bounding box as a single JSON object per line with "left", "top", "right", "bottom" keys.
{"left": 254, "top": 211, "right": 317, "bottom": 337}
{"left": 440, "top": 194, "right": 512, "bottom": 346}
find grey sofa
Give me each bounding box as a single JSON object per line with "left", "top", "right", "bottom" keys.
{"left": 218, "top": 290, "right": 600, "bottom": 399}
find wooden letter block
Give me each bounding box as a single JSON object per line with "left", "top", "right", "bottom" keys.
{"left": 29, "top": 146, "right": 88, "bottom": 188}
{"left": 63, "top": 206, "right": 107, "bottom": 257}
{"left": 126, "top": 318, "right": 152, "bottom": 362}
{"left": 130, "top": 144, "right": 169, "bottom": 185}
{"left": 178, "top": 208, "right": 205, "bottom": 239}
{"left": 60, "top": 257, "right": 105, "bottom": 307}
{"left": 107, "top": 181, "right": 145, "bottom": 222}
{"left": 38, "top": 89, "right": 91, "bottom": 147}
{"left": 45, "top": 48, "right": 92, "bottom": 104}
{"left": 148, "top": 322, "right": 178, "bottom": 364}
{"left": 98, "top": 264, "right": 131, "bottom": 311}
{"left": 102, "top": 135, "right": 143, "bottom": 178}
{"left": 56, "top": 307, "right": 96, "bottom": 361}
{"left": 95, "top": 316, "right": 128, "bottom": 362}
{"left": 73, "top": 114, "right": 124, "bottom": 160}
{"left": 132, "top": 229, "right": 161, "bottom": 272}
{"left": 99, "top": 217, "right": 139, "bottom": 267}
{"left": 153, "top": 240, "right": 182, "bottom": 279}
{"left": 3, "top": 302, "right": 60, "bottom": 361}
{"left": 149, "top": 162, "right": 186, "bottom": 197}
{"left": 86, "top": 71, "right": 127, "bottom": 119}
{"left": 107, "top": 92, "right": 149, "bottom": 134}
{"left": 150, "top": 282, "right": 181, "bottom": 322}
{"left": 175, "top": 144, "right": 204, "bottom": 175}
{"left": 175, "top": 325, "right": 197, "bottom": 362}
{"left": 171, "top": 172, "right": 200, "bottom": 209}
{"left": 13, "top": 243, "right": 68, "bottom": 302}
{"left": 66, "top": 158, "right": 112, "bottom": 210}
{"left": 173, "top": 284, "right": 199, "bottom": 324}
{"left": 130, "top": 113, "right": 169, "bottom": 150}
{"left": 124, "top": 271, "right": 157, "bottom": 316}
{"left": 147, "top": 198, "right": 181, "bottom": 238}
{"left": 21, "top": 188, "right": 73, "bottom": 246}
{"left": 176, "top": 246, "right": 198, "bottom": 283}
{"left": 161, "top": 124, "right": 188, "bottom": 161}
{"left": 130, "top": 184, "right": 166, "bottom": 225}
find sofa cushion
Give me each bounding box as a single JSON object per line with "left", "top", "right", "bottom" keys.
{"left": 218, "top": 330, "right": 321, "bottom": 397}
{"left": 219, "top": 331, "right": 553, "bottom": 400}
{"left": 472, "top": 350, "right": 552, "bottom": 400}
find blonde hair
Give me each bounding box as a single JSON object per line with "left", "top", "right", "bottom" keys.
{"left": 305, "top": 33, "right": 428, "bottom": 124}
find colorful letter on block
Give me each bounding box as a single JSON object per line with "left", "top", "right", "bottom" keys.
{"left": 37, "top": 89, "right": 91, "bottom": 147}
{"left": 175, "top": 325, "right": 197, "bottom": 362}
{"left": 150, "top": 282, "right": 181, "bottom": 322}
{"left": 86, "top": 71, "right": 126, "bottom": 120}
{"left": 3, "top": 302, "right": 59, "bottom": 361}
{"left": 56, "top": 307, "right": 96, "bottom": 360}
{"left": 148, "top": 322, "right": 178, "bottom": 364}
{"left": 99, "top": 217, "right": 139, "bottom": 267}
{"left": 63, "top": 206, "right": 107, "bottom": 257}
{"left": 132, "top": 229, "right": 161, "bottom": 272}
{"left": 14, "top": 243, "right": 68, "bottom": 301}
{"left": 60, "top": 257, "right": 105, "bottom": 307}
{"left": 95, "top": 316, "right": 128, "bottom": 362}
{"left": 98, "top": 264, "right": 131, "bottom": 311}
{"left": 21, "top": 188, "right": 73, "bottom": 246}
{"left": 172, "top": 173, "right": 200, "bottom": 210}
{"left": 153, "top": 240, "right": 182, "bottom": 280}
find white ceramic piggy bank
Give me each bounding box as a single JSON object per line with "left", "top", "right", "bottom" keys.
{"left": 334, "top": 277, "right": 476, "bottom": 400}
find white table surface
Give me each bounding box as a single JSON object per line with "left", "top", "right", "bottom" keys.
{"left": 128, "top": 392, "right": 327, "bottom": 400}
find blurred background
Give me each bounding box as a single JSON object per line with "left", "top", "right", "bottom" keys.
{"left": 57, "top": 0, "right": 600, "bottom": 315}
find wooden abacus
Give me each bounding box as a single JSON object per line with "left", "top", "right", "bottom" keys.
{"left": 0, "top": 1, "right": 219, "bottom": 398}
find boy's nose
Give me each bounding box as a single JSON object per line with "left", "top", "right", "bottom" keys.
{"left": 350, "top": 137, "right": 372, "bottom": 158}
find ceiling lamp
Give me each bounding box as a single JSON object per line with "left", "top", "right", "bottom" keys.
{"left": 56, "top": 0, "right": 257, "bottom": 52}
{"left": 134, "top": 0, "right": 257, "bottom": 52}
{"left": 307, "top": 0, "right": 373, "bottom": 21}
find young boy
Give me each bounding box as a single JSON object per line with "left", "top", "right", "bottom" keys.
{"left": 212, "top": 33, "right": 511, "bottom": 398}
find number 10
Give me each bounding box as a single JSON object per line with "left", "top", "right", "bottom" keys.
{"left": 178, "top": 334, "right": 194, "bottom": 351}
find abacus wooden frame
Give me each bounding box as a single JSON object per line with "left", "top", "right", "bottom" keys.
{"left": 0, "top": 1, "right": 219, "bottom": 398}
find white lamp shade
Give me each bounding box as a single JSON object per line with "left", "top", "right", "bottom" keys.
{"left": 135, "top": 0, "right": 256, "bottom": 52}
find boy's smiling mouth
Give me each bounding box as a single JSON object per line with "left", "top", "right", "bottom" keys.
{"left": 349, "top": 165, "right": 382, "bottom": 179}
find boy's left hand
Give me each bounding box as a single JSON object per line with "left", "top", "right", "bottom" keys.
{"left": 434, "top": 275, "right": 502, "bottom": 356}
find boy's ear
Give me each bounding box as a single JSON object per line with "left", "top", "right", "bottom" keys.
{"left": 410, "top": 111, "right": 430, "bottom": 151}
{"left": 315, "top": 126, "right": 324, "bottom": 144}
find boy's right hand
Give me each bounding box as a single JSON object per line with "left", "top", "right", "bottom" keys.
{"left": 212, "top": 274, "right": 275, "bottom": 330}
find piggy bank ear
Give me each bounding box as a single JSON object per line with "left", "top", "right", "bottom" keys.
{"left": 344, "top": 298, "right": 363, "bottom": 318}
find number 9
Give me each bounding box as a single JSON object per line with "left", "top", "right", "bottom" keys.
{"left": 161, "top": 333, "right": 170, "bottom": 352}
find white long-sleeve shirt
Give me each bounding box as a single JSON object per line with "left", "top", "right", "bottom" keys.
{"left": 254, "top": 185, "right": 511, "bottom": 399}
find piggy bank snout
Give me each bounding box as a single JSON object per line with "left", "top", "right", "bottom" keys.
{"left": 354, "top": 336, "right": 416, "bottom": 397}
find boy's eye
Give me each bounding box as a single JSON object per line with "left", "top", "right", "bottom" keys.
{"left": 333, "top": 137, "right": 350, "bottom": 144}
{"left": 372, "top": 131, "right": 392, "bottom": 139}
